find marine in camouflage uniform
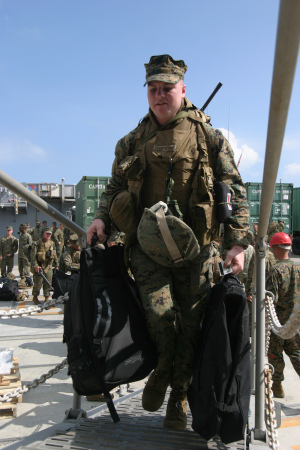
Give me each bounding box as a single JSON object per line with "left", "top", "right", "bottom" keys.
{"left": 267, "top": 220, "right": 285, "bottom": 242}
{"left": 63, "top": 227, "right": 71, "bottom": 247}
{"left": 30, "top": 228, "right": 58, "bottom": 304}
{"left": 53, "top": 224, "right": 65, "bottom": 261}
{"left": 0, "top": 226, "right": 18, "bottom": 276}
{"left": 60, "top": 234, "right": 80, "bottom": 273}
{"left": 87, "top": 55, "right": 249, "bottom": 429}
{"left": 18, "top": 224, "right": 32, "bottom": 279}
{"left": 266, "top": 233, "right": 300, "bottom": 397}
{"left": 31, "top": 221, "right": 43, "bottom": 242}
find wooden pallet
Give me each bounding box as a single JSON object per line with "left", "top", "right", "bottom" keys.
{"left": 0, "top": 356, "right": 22, "bottom": 418}
{"left": 0, "top": 402, "right": 17, "bottom": 419}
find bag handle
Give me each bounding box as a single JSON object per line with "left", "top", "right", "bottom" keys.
{"left": 155, "top": 205, "right": 184, "bottom": 264}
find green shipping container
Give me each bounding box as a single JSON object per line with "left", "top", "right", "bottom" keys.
{"left": 245, "top": 182, "right": 293, "bottom": 235}
{"left": 75, "top": 176, "right": 111, "bottom": 231}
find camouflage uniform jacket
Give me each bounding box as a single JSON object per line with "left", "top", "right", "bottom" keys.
{"left": 30, "top": 238, "right": 58, "bottom": 273}
{"left": 53, "top": 228, "right": 64, "bottom": 246}
{"left": 18, "top": 232, "right": 32, "bottom": 258}
{"left": 31, "top": 226, "right": 43, "bottom": 242}
{"left": 94, "top": 98, "right": 249, "bottom": 250}
{"left": 266, "top": 259, "right": 300, "bottom": 324}
{"left": 60, "top": 247, "right": 80, "bottom": 273}
{"left": 0, "top": 235, "right": 18, "bottom": 257}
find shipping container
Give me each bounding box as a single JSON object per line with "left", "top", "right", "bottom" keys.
{"left": 245, "top": 182, "right": 293, "bottom": 235}
{"left": 75, "top": 176, "right": 111, "bottom": 231}
{"left": 292, "top": 187, "right": 300, "bottom": 254}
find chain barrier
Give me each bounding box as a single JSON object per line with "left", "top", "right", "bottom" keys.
{"left": 0, "top": 293, "right": 68, "bottom": 319}
{"left": 0, "top": 359, "right": 68, "bottom": 404}
{"left": 265, "top": 291, "right": 300, "bottom": 340}
{"left": 264, "top": 365, "right": 280, "bottom": 449}
{"left": 263, "top": 292, "right": 300, "bottom": 448}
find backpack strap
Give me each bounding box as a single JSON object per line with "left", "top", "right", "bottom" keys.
{"left": 82, "top": 247, "right": 120, "bottom": 423}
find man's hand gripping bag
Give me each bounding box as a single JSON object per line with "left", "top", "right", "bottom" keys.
{"left": 63, "top": 244, "right": 157, "bottom": 422}
{"left": 187, "top": 274, "right": 251, "bottom": 444}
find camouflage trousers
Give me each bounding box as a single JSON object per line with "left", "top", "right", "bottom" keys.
{"left": 268, "top": 332, "right": 300, "bottom": 382}
{"left": 18, "top": 256, "right": 31, "bottom": 278}
{"left": 1, "top": 256, "right": 14, "bottom": 276}
{"left": 32, "top": 268, "right": 53, "bottom": 298}
{"left": 56, "top": 244, "right": 63, "bottom": 262}
{"left": 130, "top": 243, "right": 214, "bottom": 391}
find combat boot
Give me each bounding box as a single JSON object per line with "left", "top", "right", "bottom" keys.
{"left": 142, "top": 369, "right": 171, "bottom": 412}
{"left": 32, "top": 296, "right": 41, "bottom": 305}
{"left": 44, "top": 296, "right": 50, "bottom": 302}
{"left": 163, "top": 387, "right": 187, "bottom": 430}
{"left": 272, "top": 381, "right": 285, "bottom": 398}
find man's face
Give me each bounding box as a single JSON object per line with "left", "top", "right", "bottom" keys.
{"left": 20, "top": 227, "right": 26, "bottom": 234}
{"left": 147, "top": 80, "right": 186, "bottom": 125}
{"left": 43, "top": 222, "right": 47, "bottom": 227}
{"left": 6, "top": 229, "right": 12, "bottom": 237}
{"left": 43, "top": 232, "right": 52, "bottom": 242}
{"left": 36, "top": 223, "right": 40, "bottom": 228}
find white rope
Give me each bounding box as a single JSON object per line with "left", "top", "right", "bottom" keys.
{"left": 265, "top": 291, "right": 300, "bottom": 340}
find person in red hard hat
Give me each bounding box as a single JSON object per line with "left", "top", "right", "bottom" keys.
{"left": 266, "top": 232, "right": 300, "bottom": 398}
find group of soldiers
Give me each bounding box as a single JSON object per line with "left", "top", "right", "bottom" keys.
{"left": 234, "top": 220, "right": 299, "bottom": 399}
{"left": 0, "top": 221, "right": 81, "bottom": 305}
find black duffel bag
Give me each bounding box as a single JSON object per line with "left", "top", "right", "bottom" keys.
{"left": 52, "top": 269, "right": 79, "bottom": 299}
{"left": 0, "top": 277, "right": 19, "bottom": 301}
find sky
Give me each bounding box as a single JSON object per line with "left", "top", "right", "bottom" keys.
{"left": 0, "top": 0, "right": 299, "bottom": 189}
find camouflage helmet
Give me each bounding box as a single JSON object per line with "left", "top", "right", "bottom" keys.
{"left": 144, "top": 55, "right": 187, "bottom": 86}
{"left": 69, "top": 234, "right": 79, "bottom": 244}
{"left": 137, "top": 202, "right": 200, "bottom": 268}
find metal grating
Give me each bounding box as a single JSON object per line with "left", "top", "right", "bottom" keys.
{"left": 19, "top": 390, "right": 245, "bottom": 449}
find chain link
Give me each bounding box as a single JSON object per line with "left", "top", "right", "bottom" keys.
{"left": 0, "top": 359, "right": 67, "bottom": 404}
{"left": 264, "top": 366, "right": 280, "bottom": 449}
{"left": 0, "top": 293, "right": 68, "bottom": 319}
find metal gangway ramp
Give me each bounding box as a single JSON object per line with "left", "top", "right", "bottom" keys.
{"left": 17, "top": 389, "right": 245, "bottom": 449}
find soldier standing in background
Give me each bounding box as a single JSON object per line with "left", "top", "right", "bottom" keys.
{"left": 51, "top": 221, "right": 57, "bottom": 240}
{"left": 18, "top": 224, "right": 33, "bottom": 285}
{"left": 267, "top": 220, "right": 285, "bottom": 242}
{"left": 42, "top": 220, "right": 48, "bottom": 233}
{"left": 30, "top": 227, "right": 58, "bottom": 305}
{"left": 0, "top": 226, "right": 18, "bottom": 276}
{"left": 63, "top": 227, "right": 71, "bottom": 247}
{"left": 54, "top": 223, "right": 65, "bottom": 261}
{"left": 26, "top": 222, "right": 32, "bottom": 234}
{"left": 31, "top": 220, "right": 43, "bottom": 242}
{"left": 266, "top": 232, "right": 300, "bottom": 398}
{"left": 60, "top": 234, "right": 80, "bottom": 273}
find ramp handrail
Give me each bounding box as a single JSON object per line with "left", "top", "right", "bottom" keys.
{"left": 0, "top": 169, "right": 87, "bottom": 248}
{"left": 253, "top": 0, "right": 300, "bottom": 441}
